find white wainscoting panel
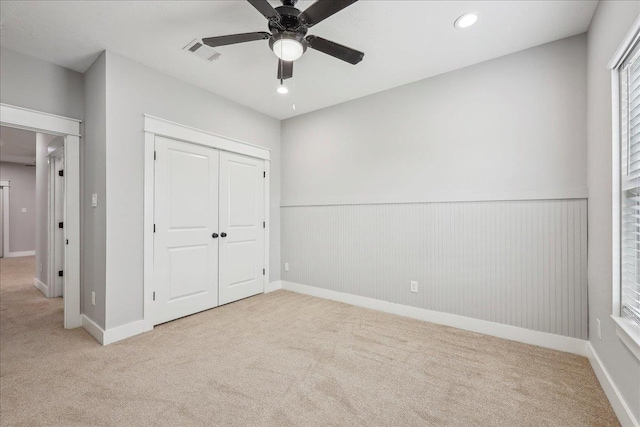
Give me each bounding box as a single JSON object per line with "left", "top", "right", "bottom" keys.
{"left": 281, "top": 199, "right": 588, "bottom": 339}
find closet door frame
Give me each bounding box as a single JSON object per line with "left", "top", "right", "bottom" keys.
{"left": 143, "top": 115, "right": 271, "bottom": 332}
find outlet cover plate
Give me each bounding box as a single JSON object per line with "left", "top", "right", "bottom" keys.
{"left": 410, "top": 281, "right": 418, "bottom": 293}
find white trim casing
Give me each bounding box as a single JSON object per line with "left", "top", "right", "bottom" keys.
{"left": 103, "top": 321, "right": 152, "bottom": 346}
{"left": 611, "top": 67, "right": 623, "bottom": 317}
{"left": 265, "top": 280, "right": 282, "bottom": 293}
{"left": 281, "top": 281, "right": 588, "bottom": 356}
{"left": 143, "top": 131, "right": 155, "bottom": 333}
{"left": 82, "top": 315, "right": 160, "bottom": 346}
{"left": 281, "top": 188, "right": 589, "bottom": 208}
{"left": 264, "top": 160, "right": 271, "bottom": 291}
{"left": 33, "top": 277, "right": 48, "bottom": 296}
{"left": 144, "top": 115, "right": 270, "bottom": 161}
{"left": 0, "top": 104, "right": 81, "bottom": 137}
{"left": 6, "top": 250, "right": 36, "bottom": 258}
{"left": 81, "top": 315, "right": 104, "bottom": 344}
{"left": 1, "top": 103, "right": 82, "bottom": 329}
{"left": 587, "top": 343, "right": 640, "bottom": 427}
{"left": 611, "top": 315, "right": 640, "bottom": 362}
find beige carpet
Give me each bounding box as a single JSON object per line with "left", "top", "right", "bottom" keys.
{"left": 0, "top": 256, "right": 618, "bottom": 426}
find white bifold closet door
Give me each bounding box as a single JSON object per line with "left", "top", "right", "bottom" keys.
{"left": 218, "top": 151, "right": 265, "bottom": 305}
{"left": 153, "top": 137, "right": 220, "bottom": 325}
{"left": 153, "top": 137, "right": 265, "bottom": 325}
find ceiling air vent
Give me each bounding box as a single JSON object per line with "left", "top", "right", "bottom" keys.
{"left": 183, "top": 39, "right": 221, "bottom": 62}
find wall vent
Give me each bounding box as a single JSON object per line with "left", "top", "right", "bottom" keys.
{"left": 183, "top": 39, "right": 222, "bottom": 62}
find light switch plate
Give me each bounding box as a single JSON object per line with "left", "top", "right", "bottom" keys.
{"left": 21, "top": 208, "right": 26, "bottom": 213}
{"left": 410, "top": 281, "right": 418, "bottom": 293}
{"left": 91, "top": 193, "right": 98, "bottom": 207}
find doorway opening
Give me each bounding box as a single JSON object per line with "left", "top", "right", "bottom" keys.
{"left": 0, "top": 104, "right": 82, "bottom": 329}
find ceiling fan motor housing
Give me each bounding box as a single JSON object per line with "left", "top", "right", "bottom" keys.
{"left": 268, "top": 5, "right": 309, "bottom": 57}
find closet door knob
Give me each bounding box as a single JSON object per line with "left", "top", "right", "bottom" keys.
{"left": 212, "top": 233, "right": 219, "bottom": 239}
{"left": 221, "top": 232, "right": 227, "bottom": 238}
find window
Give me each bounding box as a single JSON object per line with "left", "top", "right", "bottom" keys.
{"left": 619, "top": 41, "right": 640, "bottom": 328}
{"left": 612, "top": 19, "right": 640, "bottom": 361}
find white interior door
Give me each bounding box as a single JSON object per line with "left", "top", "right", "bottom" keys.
{"left": 219, "top": 151, "right": 265, "bottom": 305}
{"left": 53, "top": 156, "right": 65, "bottom": 297}
{"left": 153, "top": 137, "right": 219, "bottom": 325}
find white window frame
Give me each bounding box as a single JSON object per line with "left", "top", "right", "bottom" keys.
{"left": 610, "top": 16, "right": 640, "bottom": 362}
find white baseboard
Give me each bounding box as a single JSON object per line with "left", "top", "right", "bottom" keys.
{"left": 587, "top": 343, "right": 639, "bottom": 427}
{"left": 281, "top": 281, "right": 588, "bottom": 356}
{"left": 103, "top": 320, "right": 153, "bottom": 346}
{"left": 33, "top": 277, "right": 48, "bottom": 297}
{"left": 265, "top": 280, "right": 283, "bottom": 293}
{"left": 82, "top": 314, "right": 105, "bottom": 344}
{"left": 6, "top": 250, "right": 36, "bottom": 258}
{"left": 82, "top": 315, "right": 153, "bottom": 346}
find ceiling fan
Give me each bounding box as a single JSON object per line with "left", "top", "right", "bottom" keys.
{"left": 201, "top": 0, "right": 364, "bottom": 81}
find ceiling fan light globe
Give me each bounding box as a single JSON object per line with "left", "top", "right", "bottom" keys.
{"left": 273, "top": 38, "right": 304, "bottom": 61}
{"left": 277, "top": 85, "right": 289, "bottom": 94}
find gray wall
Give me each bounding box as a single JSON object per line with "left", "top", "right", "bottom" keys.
{"left": 0, "top": 162, "right": 36, "bottom": 253}
{"left": 282, "top": 35, "right": 587, "bottom": 206}
{"left": 0, "top": 47, "right": 84, "bottom": 119}
{"left": 587, "top": 1, "right": 640, "bottom": 422}
{"left": 82, "top": 53, "right": 107, "bottom": 328}
{"left": 281, "top": 35, "right": 588, "bottom": 338}
{"left": 103, "top": 51, "right": 281, "bottom": 329}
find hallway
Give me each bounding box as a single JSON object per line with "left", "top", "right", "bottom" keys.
{"left": 0, "top": 256, "right": 66, "bottom": 340}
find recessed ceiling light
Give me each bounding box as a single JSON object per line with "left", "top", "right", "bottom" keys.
{"left": 454, "top": 12, "right": 478, "bottom": 29}
{"left": 277, "top": 85, "right": 289, "bottom": 94}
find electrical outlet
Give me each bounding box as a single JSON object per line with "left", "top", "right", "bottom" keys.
{"left": 91, "top": 193, "right": 98, "bottom": 208}
{"left": 410, "top": 281, "right": 418, "bottom": 293}
{"left": 284, "top": 262, "right": 289, "bottom": 272}
{"left": 91, "top": 291, "right": 96, "bottom": 306}
{"left": 597, "top": 319, "right": 601, "bottom": 339}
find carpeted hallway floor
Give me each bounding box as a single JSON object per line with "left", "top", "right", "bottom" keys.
{"left": 0, "top": 256, "right": 618, "bottom": 426}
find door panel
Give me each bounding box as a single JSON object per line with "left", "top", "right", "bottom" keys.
{"left": 154, "top": 137, "right": 219, "bottom": 325}
{"left": 219, "top": 152, "right": 265, "bottom": 305}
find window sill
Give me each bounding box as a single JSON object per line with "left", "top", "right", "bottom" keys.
{"left": 611, "top": 315, "right": 640, "bottom": 362}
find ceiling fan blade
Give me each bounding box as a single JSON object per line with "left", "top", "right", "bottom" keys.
{"left": 247, "top": 0, "right": 281, "bottom": 21}
{"left": 202, "top": 32, "right": 271, "bottom": 48}
{"left": 299, "top": 0, "right": 358, "bottom": 27}
{"left": 277, "top": 59, "right": 293, "bottom": 80}
{"left": 305, "top": 35, "right": 364, "bottom": 65}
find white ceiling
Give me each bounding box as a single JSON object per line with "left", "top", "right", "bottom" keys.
{"left": 0, "top": 126, "right": 36, "bottom": 165}
{"left": 0, "top": 1, "right": 598, "bottom": 120}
